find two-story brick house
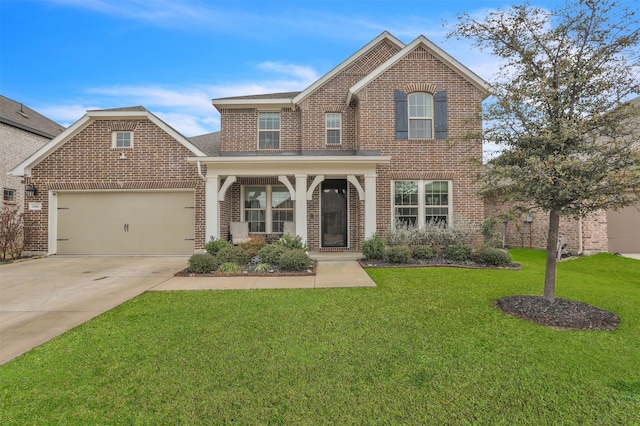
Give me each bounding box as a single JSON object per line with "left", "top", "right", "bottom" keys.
{"left": 11, "top": 32, "right": 490, "bottom": 255}
{"left": 196, "top": 31, "right": 490, "bottom": 251}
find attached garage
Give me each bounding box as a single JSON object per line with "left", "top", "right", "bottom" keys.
{"left": 55, "top": 191, "right": 195, "bottom": 255}
{"left": 607, "top": 203, "right": 640, "bottom": 253}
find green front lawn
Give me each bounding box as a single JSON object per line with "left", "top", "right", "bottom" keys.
{"left": 1, "top": 250, "right": 639, "bottom": 424}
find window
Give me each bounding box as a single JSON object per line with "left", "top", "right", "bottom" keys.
{"left": 244, "top": 185, "right": 293, "bottom": 233}
{"left": 325, "top": 113, "right": 341, "bottom": 144}
{"left": 112, "top": 131, "right": 133, "bottom": 148}
{"left": 408, "top": 93, "right": 433, "bottom": 139}
{"left": 393, "top": 180, "right": 452, "bottom": 227}
{"left": 3, "top": 188, "right": 16, "bottom": 203}
{"left": 258, "top": 112, "right": 280, "bottom": 149}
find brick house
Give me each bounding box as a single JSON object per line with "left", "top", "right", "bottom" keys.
{"left": 1, "top": 95, "right": 64, "bottom": 213}
{"left": 11, "top": 32, "right": 490, "bottom": 255}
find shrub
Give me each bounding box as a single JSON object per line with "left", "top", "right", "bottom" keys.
{"left": 217, "top": 262, "right": 242, "bottom": 274}
{"left": 412, "top": 245, "right": 434, "bottom": 260}
{"left": 204, "top": 237, "right": 232, "bottom": 256}
{"left": 257, "top": 244, "right": 286, "bottom": 265}
{"left": 238, "top": 236, "right": 268, "bottom": 256}
{"left": 217, "top": 245, "right": 251, "bottom": 266}
{"left": 252, "top": 263, "right": 271, "bottom": 273}
{"left": 276, "top": 234, "right": 308, "bottom": 251}
{"left": 481, "top": 217, "right": 503, "bottom": 248}
{"left": 362, "top": 233, "right": 386, "bottom": 259}
{"left": 445, "top": 243, "right": 472, "bottom": 262}
{"left": 387, "top": 245, "right": 413, "bottom": 264}
{"left": 0, "top": 205, "right": 24, "bottom": 260}
{"left": 188, "top": 253, "right": 218, "bottom": 274}
{"left": 479, "top": 247, "right": 511, "bottom": 267}
{"left": 278, "top": 249, "right": 311, "bottom": 271}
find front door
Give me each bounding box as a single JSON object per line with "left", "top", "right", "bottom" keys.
{"left": 321, "top": 179, "right": 348, "bottom": 248}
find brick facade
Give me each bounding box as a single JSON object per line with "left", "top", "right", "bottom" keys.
{"left": 23, "top": 118, "right": 205, "bottom": 253}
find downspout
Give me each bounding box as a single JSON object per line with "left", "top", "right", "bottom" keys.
{"left": 196, "top": 161, "right": 206, "bottom": 181}
{"left": 578, "top": 217, "right": 583, "bottom": 255}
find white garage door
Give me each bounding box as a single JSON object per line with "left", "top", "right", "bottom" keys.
{"left": 56, "top": 191, "right": 195, "bottom": 255}
{"left": 607, "top": 203, "right": 640, "bottom": 253}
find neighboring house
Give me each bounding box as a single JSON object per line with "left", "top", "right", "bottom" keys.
{"left": 11, "top": 32, "right": 491, "bottom": 255}
{"left": 1, "top": 95, "right": 64, "bottom": 213}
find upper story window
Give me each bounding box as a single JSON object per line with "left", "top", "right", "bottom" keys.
{"left": 112, "top": 131, "right": 133, "bottom": 148}
{"left": 258, "top": 112, "right": 280, "bottom": 149}
{"left": 325, "top": 113, "right": 341, "bottom": 145}
{"left": 408, "top": 93, "right": 433, "bottom": 139}
{"left": 3, "top": 188, "right": 16, "bottom": 203}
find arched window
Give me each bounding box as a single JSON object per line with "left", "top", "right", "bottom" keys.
{"left": 408, "top": 93, "right": 434, "bottom": 139}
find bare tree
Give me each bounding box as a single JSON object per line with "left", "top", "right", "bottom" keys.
{"left": 451, "top": 0, "right": 640, "bottom": 302}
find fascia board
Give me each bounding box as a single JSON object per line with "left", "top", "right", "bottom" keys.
{"left": 291, "top": 31, "right": 406, "bottom": 106}
{"left": 10, "top": 115, "right": 91, "bottom": 177}
{"left": 347, "top": 35, "right": 492, "bottom": 103}
{"left": 212, "top": 98, "right": 295, "bottom": 112}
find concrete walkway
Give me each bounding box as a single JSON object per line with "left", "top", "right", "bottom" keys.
{"left": 0, "top": 253, "right": 373, "bottom": 365}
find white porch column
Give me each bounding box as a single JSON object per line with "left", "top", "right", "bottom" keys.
{"left": 295, "top": 174, "right": 308, "bottom": 243}
{"left": 364, "top": 173, "right": 377, "bottom": 238}
{"left": 205, "top": 175, "right": 220, "bottom": 240}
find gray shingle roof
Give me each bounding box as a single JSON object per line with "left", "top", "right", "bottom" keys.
{"left": 189, "top": 131, "right": 220, "bottom": 156}
{"left": 213, "top": 92, "right": 301, "bottom": 101}
{"left": 0, "top": 95, "right": 65, "bottom": 138}
{"left": 88, "top": 106, "right": 148, "bottom": 112}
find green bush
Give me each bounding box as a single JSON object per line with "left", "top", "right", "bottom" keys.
{"left": 445, "top": 243, "right": 472, "bottom": 261}
{"left": 217, "top": 262, "right": 242, "bottom": 274}
{"left": 479, "top": 247, "right": 511, "bottom": 267}
{"left": 188, "top": 253, "right": 218, "bottom": 274}
{"left": 252, "top": 263, "right": 271, "bottom": 273}
{"left": 362, "top": 233, "right": 386, "bottom": 259}
{"left": 278, "top": 249, "right": 311, "bottom": 271}
{"left": 387, "top": 245, "right": 413, "bottom": 264}
{"left": 217, "top": 245, "right": 251, "bottom": 266}
{"left": 277, "top": 234, "right": 308, "bottom": 251}
{"left": 238, "top": 236, "right": 268, "bottom": 256}
{"left": 257, "top": 244, "right": 287, "bottom": 265}
{"left": 412, "top": 245, "right": 434, "bottom": 260}
{"left": 204, "top": 237, "right": 232, "bottom": 256}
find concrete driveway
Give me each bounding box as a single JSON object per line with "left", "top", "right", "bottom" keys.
{"left": 0, "top": 256, "right": 187, "bottom": 365}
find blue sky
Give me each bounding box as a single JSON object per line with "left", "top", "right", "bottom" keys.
{"left": 0, "top": 0, "right": 631, "bottom": 140}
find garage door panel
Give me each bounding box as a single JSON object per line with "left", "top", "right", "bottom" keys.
{"left": 607, "top": 203, "right": 640, "bottom": 253}
{"left": 56, "top": 191, "right": 195, "bottom": 255}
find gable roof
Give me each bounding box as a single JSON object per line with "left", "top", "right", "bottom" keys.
{"left": 346, "top": 35, "right": 492, "bottom": 104}
{"left": 189, "top": 131, "right": 220, "bottom": 156}
{"left": 0, "top": 95, "right": 65, "bottom": 138}
{"left": 11, "top": 106, "right": 207, "bottom": 177}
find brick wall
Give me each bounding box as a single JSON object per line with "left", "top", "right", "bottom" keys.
{"left": 24, "top": 118, "right": 205, "bottom": 253}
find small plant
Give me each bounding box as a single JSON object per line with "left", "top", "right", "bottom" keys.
{"left": 0, "top": 205, "right": 24, "bottom": 260}
{"left": 387, "top": 245, "right": 413, "bottom": 264}
{"left": 257, "top": 244, "right": 286, "bottom": 265}
{"left": 385, "top": 222, "right": 415, "bottom": 246}
{"left": 217, "top": 245, "right": 251, "bottom": 266}
{"left": 478, "top": 247, "right": 511, "bottom": 267}
{"left": 217, "top": 262, "right": 242, "bottom": 274}
{"left": 362, "top": 233, "right": 386, "bottom": 259}
{"left": 278, "top": 248, "right": 311, "bottom": 271}
{"left": 445, "top": 243, "right": 472, "bottom": 262}
{"left": 253, "top": 263, "right": 271, "bottom": 273}
{"left": 277, "top": 234, "right": 308, "bottom": 251}
{"left": 481, "top": 217, "right": 503, "bottom": 248}
{"left": 238, "top": 236, "right": 268, "bottom": 256}
{"left": 188, "top": 253, "right": 218, "bottom": 274}
{"left": 204, "top": 237, "right": 232, "bottom": 256}
{"left": 412, "top": 245, "right": 434, "bottom": 260}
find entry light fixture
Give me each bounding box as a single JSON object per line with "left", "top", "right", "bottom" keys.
{"left": 25, "top": 184, "right": 37, "bottom": 198}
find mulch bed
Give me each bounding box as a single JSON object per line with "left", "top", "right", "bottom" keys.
{"left": 494, "top": 295, "right": 621, "bottom": 330}
{"left": 358, "top": 257, "right": 521, "bottom": 270}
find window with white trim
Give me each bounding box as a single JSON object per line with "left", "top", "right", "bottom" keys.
{"left": 408, "top": 93, "right": 433, "bottom": 139}
{"left": 258, "top": 112, "right": 280, "bottom": 149}
{"left": 243, "top": 185, "right": 293, "bottom": 233}
{"left": 393, "top": 180, "right": 452, "bottom": 227}
{"left": 112, "top": 131, "right": 133, "bottom": 148}
{"left": 3, "top": 188, "right": 16, "bottom": 203}
{"left": 325, "top": 112, "right": 341, "bottom": 144}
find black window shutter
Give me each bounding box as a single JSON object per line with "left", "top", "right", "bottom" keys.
{"left": 434, "top": 90, "right": 448, "bottom": 139}
{"left": 395, "top": 90, "right": 408, "bottom": 139}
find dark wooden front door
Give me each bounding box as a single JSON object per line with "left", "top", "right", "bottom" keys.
{"left": 321, "top": 180, "right": 348, "bottom": 248}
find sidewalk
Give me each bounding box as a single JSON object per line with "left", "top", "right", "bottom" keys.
{"left": 150, "top": 252, "right": 376, "bottom": 291}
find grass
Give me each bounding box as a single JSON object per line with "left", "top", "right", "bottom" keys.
{"left": 1, "top": 249, "right": 639, "bottom": 424}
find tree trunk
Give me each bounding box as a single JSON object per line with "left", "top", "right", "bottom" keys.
{"left": 543, "top": 210, "right": 560, "bottom": 302}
